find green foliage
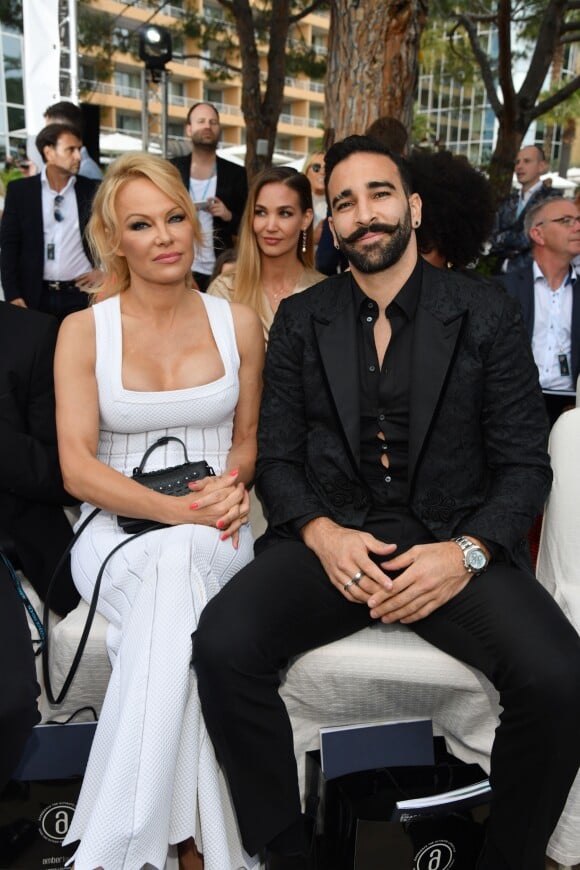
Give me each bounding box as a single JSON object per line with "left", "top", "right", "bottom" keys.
{"left": 62, "top": 0, "right": 328, "bottom": 90}
{"left": 0, "top": 0, "right": 22, "bottom": 31}
{"left": 540, "top": 78, "right": 580, "bottom": 124}
{"left": 411, "top": 113, "right": 434, "bottom": 145}
{"left": 0, "top": 165, "right": 24, "bottom": 188}
{"left": 285, "top": 42, "right": 326, "bottom": 79}
{"left": 78, "top": 2, "right": 121, "bottom": 81}
{"left": 419, "top": 0, "right": 580, "bottom": 133}
{"left": 181, "top": 3, "right": 240, "bottom": 81}
{"left": 78, "top": 0, "right": 168, "bottom": 81}
{"left": 420, "top": 20, "right": 485, "bottom": 86}
{"left": 180, "top": 0, "right": 327, "bottom": 82}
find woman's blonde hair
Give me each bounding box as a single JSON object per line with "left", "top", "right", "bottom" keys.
{"left": 87, "top": 152, "right": 201, "bottom": 296}
{"left": 231, "top": 167, "right": 314, "bottom": 320}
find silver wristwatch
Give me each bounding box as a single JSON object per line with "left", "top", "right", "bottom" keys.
{"left": 453, "top": 536, "right": 489, "bottom": 574}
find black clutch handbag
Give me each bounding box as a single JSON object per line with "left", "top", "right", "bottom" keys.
{"left": 118, "top": 435, "right": 215, "bottom": 534}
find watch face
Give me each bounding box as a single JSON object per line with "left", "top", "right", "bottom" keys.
{"left": 467, "top": 549, "right": 487, "bottom": 571}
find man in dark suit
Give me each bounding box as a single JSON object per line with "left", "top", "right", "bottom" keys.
{"left": 503, "top": 196, "right": 580, "bottom": 426}
{"left": 170, "top": 102, "right": 248, "bottom": 290}
{"left": 194, "top": 137, "right": 580, "bottom": 870}
{"left": 0, "top": 302, "right": 78, "bottom": 615}
{"left": 0, "top": 302, "right": 79, "bottom": 790}
{"left": 489, "top": 144, "right": 560, "bottom": 273}
{"left": 0, "top": 123, "right": 100, "bottom": 322}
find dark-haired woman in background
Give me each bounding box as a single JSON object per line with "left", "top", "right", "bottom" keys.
{"left": 407, "top": 149, "right": 495, "bottom": 270}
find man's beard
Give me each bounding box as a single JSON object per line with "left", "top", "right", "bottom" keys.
{"left": 191, "top": 130, "right": 218, "bottom": 151}
{"left": 336, "top": 208, "right": 412, "bottom": 274}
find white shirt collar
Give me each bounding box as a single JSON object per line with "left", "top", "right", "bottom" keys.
{"left": 533, "top": 259, "right": 577, "bottom": 288}
{"left": 520, "top": 179, "right": 544, "bottom": 206}
{"left": 40, "top": 164, "right": 77, "bottom": 195}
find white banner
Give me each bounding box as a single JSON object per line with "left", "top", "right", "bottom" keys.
{"left": 22, "top": 0, "right": 60, "bottom": 135}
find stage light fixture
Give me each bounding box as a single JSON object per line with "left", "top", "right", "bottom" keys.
{"left": 138, "top": 25, "right": 172, "bottom": 71}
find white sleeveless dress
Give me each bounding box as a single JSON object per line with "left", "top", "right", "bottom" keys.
{"left": 64, "top": 293, "right": 257, "bottom": 870}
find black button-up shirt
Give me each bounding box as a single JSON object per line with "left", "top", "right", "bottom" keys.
{"left": 350, "top": 259, "right": 439, "bottom": 552}
{"left": 355, "top": 259, "right": 422, "bottom": 519}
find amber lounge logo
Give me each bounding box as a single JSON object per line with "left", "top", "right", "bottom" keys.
{"left": 414, "top": 839, "right": 456, "bottom": 870}
{"left": 38, "top": 802, "right": 76, "bottom": 844}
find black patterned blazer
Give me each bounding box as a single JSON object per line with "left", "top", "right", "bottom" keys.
{"left": 256, "top": 263, "right": 552, "bottom": 571}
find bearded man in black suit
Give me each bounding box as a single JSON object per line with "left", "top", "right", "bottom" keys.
{"left": 194, "top": 136, "right": 580, "bottom": 870}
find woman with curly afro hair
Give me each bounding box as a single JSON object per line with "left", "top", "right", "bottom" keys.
{"left": 407, "top": 149, "right": 495, "bottom": 271}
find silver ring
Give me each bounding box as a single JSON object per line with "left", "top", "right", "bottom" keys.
{"left": 344, "top": 571, "right": 364, "bottom": 592}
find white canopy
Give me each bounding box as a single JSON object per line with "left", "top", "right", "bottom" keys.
{"left": 99, "top": 132, "right": 162, "bottom": 156}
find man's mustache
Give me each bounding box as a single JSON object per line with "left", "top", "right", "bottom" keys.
{"left": 341, "top": 221, "right": 401, "bottom": 245}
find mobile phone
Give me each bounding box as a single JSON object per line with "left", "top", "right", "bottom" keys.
{"left": 194, "top": 200, "right": 210, "bottom": 211}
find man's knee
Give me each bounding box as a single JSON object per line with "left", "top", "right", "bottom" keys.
{"left": 194, "top": 581, "right": 263, "bottom": 688}
{"left": 519, "top": 635, "right": 580, "bottom": 733}
{"left": 541, "top": 646, "right": 580, "bottom": 719}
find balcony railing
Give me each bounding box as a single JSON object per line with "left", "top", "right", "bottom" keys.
{"left": 80, "top": 79, "right": 244, "bottom": 118}
{"left": 279, "top": 113, "right": 321, "bottom": 129}
{"left": 132, "top": 0, "right": 187, "bottom": 18}
{"left": 288, "top": 38, "right": 327, "bottom": 57}
{"left": 284, "top": 75, "right": 324, "bottom": 94}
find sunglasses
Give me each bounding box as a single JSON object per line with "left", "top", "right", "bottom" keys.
{"left": 309, "top": 163, "right": 323, "bottom": 173}
{"left": 54, "top": 194, "right": 64, "bottom": 222}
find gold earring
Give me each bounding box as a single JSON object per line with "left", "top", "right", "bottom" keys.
{"left": 301, "top": 229, "right": 307, "bottom": 253}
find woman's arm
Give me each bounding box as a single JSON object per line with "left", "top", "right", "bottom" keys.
{"left": 185, "top": 302, "right": 264, "bottom": 541}
{"left": 227, "top": 302, "right": 264, "bottom": 484}
{"left": 54, "top": 309, "right": 246, "bottom": 529}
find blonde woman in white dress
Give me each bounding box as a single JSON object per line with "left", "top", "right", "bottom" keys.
{"left": 55, "top": 153, "right": 264, "bottom": 870}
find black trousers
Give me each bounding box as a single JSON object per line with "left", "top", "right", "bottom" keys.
{"left": 194, "top": 539, "right": 580, "bottom": 869}
{"left": 0, "top": 561, "right": 40, "bottom": 791}
{"left": 543, "top": 392, "right": 576, "bottom": 428}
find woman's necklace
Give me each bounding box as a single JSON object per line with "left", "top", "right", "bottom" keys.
{"left": 265, "top": 266, "right": 304, "bottom": 308}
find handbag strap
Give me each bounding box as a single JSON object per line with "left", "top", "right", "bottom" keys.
{"left": 134, "top": 436, "right": 190, "bottom": 475}
{"left": 42, "top": 506, "right": 100, "bottom": 706}
{"left": 42, "top": 437, "right": 189, "bottom": 706}
{"left": 1, "top": 551, "right": 46, "bottom": 654}
{"left": 42, "top": 509, "right": 166, "bottom": 706}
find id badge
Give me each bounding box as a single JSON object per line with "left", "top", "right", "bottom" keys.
{"left": 47, "top": 243, "right": 55, "bottom": 260}
{"left": 558, "top": 353, "right": 570, "bottom": 377}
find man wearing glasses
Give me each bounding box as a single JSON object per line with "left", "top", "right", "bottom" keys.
{"left": 503, "top": 197, "right": 580, "bottom": 424}
{"left": 1, "top": 123, "right": 100, "bottom": 323}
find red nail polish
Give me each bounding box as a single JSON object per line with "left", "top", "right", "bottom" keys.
{"left": 221, "top": 533, "right": 228, "bottom": 541}
{"left": 229, "top": 468, "right": 238, "bottom": 476}
{"left": 189, "top": 503, "right": 198, "bottom": 510}
{"left": 216, "top": 520, "right": 224, "bottom": 529}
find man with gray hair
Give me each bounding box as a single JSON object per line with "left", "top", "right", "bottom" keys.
{"left": 503, "top": 195, "right": 580, "bottom": 423}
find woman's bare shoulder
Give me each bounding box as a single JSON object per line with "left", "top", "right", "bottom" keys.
{"left": 230, "top": 300, "right": 262, "bottom": 333}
